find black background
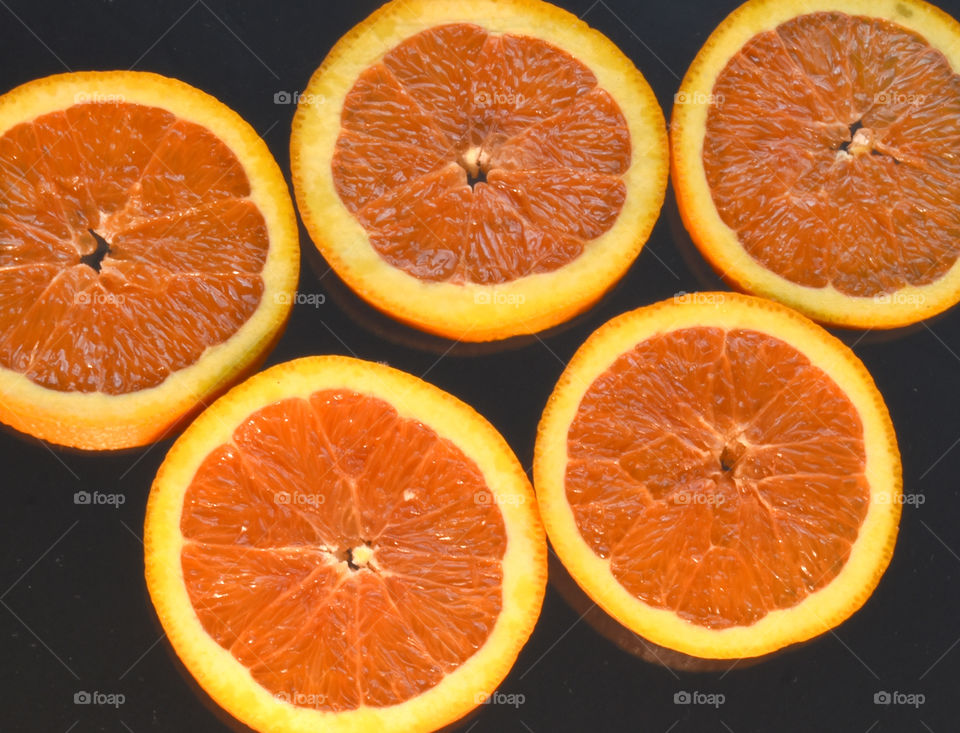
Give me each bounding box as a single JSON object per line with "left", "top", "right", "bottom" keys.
{"left": 1, "top": 1, "right": 958, "bottom": 731}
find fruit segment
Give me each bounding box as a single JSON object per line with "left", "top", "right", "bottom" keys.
{"left": 0, "top": 102, "right": 268, "bottom": 393}
{"left": 332, "top": 24, "right": 631, "bottom": 284}
{"left": 703, "top": 12, "right": 960, "bottom": 296}
{"left": 180, "top": 391, "right": 507, "bottom": 710}
{"left": 536, "top": 293, "right": 900, "bottom": 658}
{"left": 568, "top": 326, "right": 868, "bottom": 629}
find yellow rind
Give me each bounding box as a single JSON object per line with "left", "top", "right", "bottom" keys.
{"left": 291, "top": 0, "right": 668, "bottom": 341}
{"left": 0, "top": 71, "right": 300, "bottom": 450}
{"left": 534, "top": 292, "right": 902, "bottom": 659}
{"left": 145, "top": 355, "right": 547, "bottom": 733}
{"left": 671, "top": 0, "right": 960, "bottom": 329}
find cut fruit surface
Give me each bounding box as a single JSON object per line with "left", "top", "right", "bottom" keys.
{"left": 0, "top": 71, "right": 299, "bottom": 449}
{"left": 672, "top": 0, "right": 960, "bottom": 328}
{"left": 145, "top": 356, "right": 546, "bottom": 733}
{"left": 535, "top": 293, "right": 901, "bottom": 659}
{"left": 291, "top": 0, "right": 668, "bottom": 341}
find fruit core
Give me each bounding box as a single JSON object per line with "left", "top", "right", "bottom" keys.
{"left": 565, "top": 326, "right": 869, "bottom": 629}
{"left": 332, "top": 24, "right": 633, "bottom": 285}
{"left": 702, "top": 11, "right": 960, "bottom": 296}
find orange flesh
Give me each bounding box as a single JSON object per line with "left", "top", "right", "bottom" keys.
{"left": 332, "top": 24, "right": 631, "bottom": 284}
{"left": 0, "top": 102, "right": 267, "bottom": 393}
{"left": 566, "top": 327, "right": 869, "bottom": 629}
{"left": 180, "top": 390, "right": 507, "bottom": 710}
{"left": 703, "top": 12, "right": 960, "bottom": 296}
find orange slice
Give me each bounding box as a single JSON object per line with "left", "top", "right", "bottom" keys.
{"left": 291, "top": 0, "right": 668, "bottom": 341}
{"left": 534, "top": 292, "right": 901, "bottom": 659}
{"left": 0, "top": 71, "right": 298, "bottom": 450}
{"left": 144, "top": 356, "right": 546, "bottom": 733}
{"left": 672, "top": 0, "right": 960, "bottom": 328}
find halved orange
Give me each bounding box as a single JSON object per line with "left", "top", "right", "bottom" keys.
{"left": 144, "top": 356, "right": 546, "bottom": 733}
{"left": 535, "top": 292, "right": 901, "bottom": 659}
{"left": 0, "top": 71, "right": 299, "bottom": 450}
{"left": 291, "top": 0, "right": 668, "bottom": 341}
{"left": 672, "top": 0, "right": 960, "bottom": 328}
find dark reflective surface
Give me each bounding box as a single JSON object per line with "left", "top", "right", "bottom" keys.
{"left": 1, "top": 1, "right": 958, "bottom": 731}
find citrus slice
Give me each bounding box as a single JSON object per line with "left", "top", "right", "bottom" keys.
{"left": 144, "top": 356, "right": 546, "bottom": 733}
{"left": 672, "top": 0, "right": 960, "bottom": 328}
{"left": 0, "top": 71, "right": 298, "bottom": 450}
{"left": 291, "top": 0, "right": 668, "bottom": 341}
{"left": 534, "top": 292, "right": 901, "bottom": 659}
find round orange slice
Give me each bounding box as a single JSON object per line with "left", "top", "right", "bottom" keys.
{"left": 672, "top": 0, "right": 960, "bottom": 328}
{"left": 291, "top": 0, "right": 668, "bottom": 341}
{"left": 144, "top": 355, "right": 546, "bottom": 733}
{"left": 534, "top": 292, "right": 901, "bottom": 659}
{"left": 0, "top": 71, "right": 298, "bottom": 450}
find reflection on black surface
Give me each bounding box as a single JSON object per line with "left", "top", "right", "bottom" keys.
{"left": 664, "top": 183, "right": 943, "bottom": 347}
{"left": 302, "top": 229, "right": 628, "bottom": 358}
{"left": 154, "top": 625, "right": 258, "bottom": 733}
{"left": 829, "top": 318, "right": 931, "bottom": 348}
{"left": 547, "top": 552, "right": 804, "bottom": 673}
{"left": 664, "top": 184, "right": 728, "bottom": 295}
